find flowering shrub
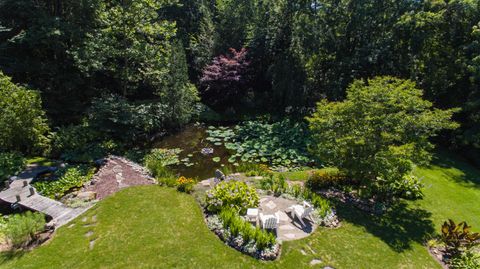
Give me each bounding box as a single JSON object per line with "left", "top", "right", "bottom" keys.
{"left": 206, "top": 181, "right": 259, "bottom": 214}
{"left": 176, "top": 176, "right": 195, "bottom": 193}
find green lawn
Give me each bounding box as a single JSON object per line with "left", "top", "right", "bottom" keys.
{"left": 1, "top": 152, "right": 479, "bottom": 269}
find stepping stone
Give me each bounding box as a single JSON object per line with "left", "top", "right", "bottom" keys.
{"left": 89, "top": 239, "right": 96, "bottom": 250}
{"left": 85, "top": 231, "right": 94, "bottom": 237}
{"left": 259, "top": 197, "right": 269, "bottom": 203}
{"left": 253, "top": 176, "right": 263, "bottom": 180}
{"left": 265, "top": 200, "right": 277, "bottom": 209}
{"left": 112, "top": 165, "right": 123, "bottom": 173}
{"left": 310, "top": 259, "right": 322, "bottom": 266}
{"left": 279, "top": 225, "right": 295, "bottom": 230}
{"left": 284, "top": 233, "right": 296, "bottom": 239}
{"left": 200, "top": 180, "right": 210, "bottom": 187}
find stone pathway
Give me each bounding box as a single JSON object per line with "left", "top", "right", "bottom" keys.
{"left": 258, "top": 195, "right": 317, "bottom": 241}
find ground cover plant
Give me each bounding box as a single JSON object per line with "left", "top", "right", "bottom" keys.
{"left": 33, "top": 165, "right": 96, "bottom": 199}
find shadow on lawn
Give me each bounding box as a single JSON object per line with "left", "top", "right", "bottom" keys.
{"left": 428, "top": 151, "right": 480, "bottom": 189}
{"left": 336, "top": 201, "right": 435, "bottom": 252}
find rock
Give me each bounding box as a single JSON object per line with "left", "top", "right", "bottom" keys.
{"left": 310, "top": 259, "right": 322, "bottom": 266}
{"left": 94, "top": 158, "right": 107, "bottom": 167}
{"left": 76, "top": 191, "right": 96, "bottom": 200}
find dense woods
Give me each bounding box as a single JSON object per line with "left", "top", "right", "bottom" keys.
{"left": 0, "top": 0, "right": 479, "bottom": 162}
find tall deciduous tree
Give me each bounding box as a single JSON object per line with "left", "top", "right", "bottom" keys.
{"left": 71, "top": 0, "right": 179, "bottom": 97}
{"left": 307, "top": 77, "right": 459, "bottom": 201}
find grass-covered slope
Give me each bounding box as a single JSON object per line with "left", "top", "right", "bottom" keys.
{"left": 1, "top": 152, "right": 479, "bottom": 269}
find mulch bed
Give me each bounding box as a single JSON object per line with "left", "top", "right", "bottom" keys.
{"left": 84, "top": 156, "right": 155, "bottom": 200}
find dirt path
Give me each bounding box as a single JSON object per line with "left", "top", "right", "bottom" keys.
{"left": 84, "top": 156, "right": 155, "bottom": 200}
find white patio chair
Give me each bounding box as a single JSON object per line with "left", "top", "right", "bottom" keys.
{"left": 259, "top": 212, "right": 280, "bottom": 232}
{"left": 289, "top": 201, "right": 314, "bottom": 227}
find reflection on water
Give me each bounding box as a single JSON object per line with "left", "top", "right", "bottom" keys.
{"left": 153, "top": 125, "right": 234, "bottom": 180}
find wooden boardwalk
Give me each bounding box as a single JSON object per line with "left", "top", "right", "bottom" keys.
{"left": 0, "top": 166, "right": 91, "bottom": 227}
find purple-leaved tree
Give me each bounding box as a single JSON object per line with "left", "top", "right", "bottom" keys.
{"left": 200, "top": 48, "right": 250, "bottom": 109}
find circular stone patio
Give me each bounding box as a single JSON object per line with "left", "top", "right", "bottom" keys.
{"left": 258, "top": 195, "right": 317, "bottom": 241}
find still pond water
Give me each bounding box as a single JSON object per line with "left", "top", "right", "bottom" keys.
{"left": 153, "top": 125, "right": 235, "bottom": 180}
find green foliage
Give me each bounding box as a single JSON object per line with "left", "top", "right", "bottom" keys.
{"left": 388, "top": 175, "right": 424, "bottom": 200}
{"left": 3, "top": 212, "right": 46, "bottom": 248}
{"left": 450, "top": 251, "right": 480, "bottom": 269}
{"left": 33, "top": 165, "right": 95, "bottom": 199}
{"left": 87, "top": 95, "right": 167, "bottom": 143}
{"left": 258, "top": 175, "right": 288, "bottom": 196}
{"left": 308, "top": 77, "right": 459, "bottom": 201}
{"left": 218, "top": 208, "right": 275, "bottom": 250}
{"left": 157, "top": 177, "right": 178, "bottom": 188}
{"left": 0, "top": 72, "right": 50, "bottom": 155}
{"left": 0, "top": 152, "right": 26, "bottom": 182}
{"left": 144, "top": 148, "right": 181, "bottom": 178}
{"left": 306, "top": 169, "right": 347, "bottom": 190}
{"left": 52, "top": 124, "right": 114, "bottom": 163}
{"left": 258, "top": 174, "right": 333, "bottom": 219}
{"left": 236, "top": 163, "right": 273, "bottom": 177}
{"left": 176, "top": 176, "right": 196, "bottom": 194}
{"left": 441, "top": 219, "right": 480, "bottom": 257}
{"left": 207, "top": 119, "right": 312, "bottom": 169}
{"left": 206, "top": 181, "right": 259, "bottom": 214}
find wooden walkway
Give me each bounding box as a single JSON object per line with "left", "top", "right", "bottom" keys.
{"left": 0, "top": 166, "right": 91, "bottom": 227}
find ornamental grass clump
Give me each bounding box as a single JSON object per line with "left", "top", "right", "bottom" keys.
{"left": 206, "top": 181, "right": 259, "bottom": 215}
{"left": 218, "top": 208, "right": 276, "bottom": 251}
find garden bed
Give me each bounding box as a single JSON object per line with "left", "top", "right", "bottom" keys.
{"left": 205, "top": 214, "right": 281, "bottom": 260}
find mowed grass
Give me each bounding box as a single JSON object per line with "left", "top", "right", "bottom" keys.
{"left": 1, "top": 152, "right": 479, "bottom": 269}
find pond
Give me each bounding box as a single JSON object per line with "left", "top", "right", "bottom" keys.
{"left": 153, "top": 125, "right": 235, "bottom": 180}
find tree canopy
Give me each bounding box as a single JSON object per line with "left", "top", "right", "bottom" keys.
{"left": 307, "top": 77, "right": 459, "bottom": 200}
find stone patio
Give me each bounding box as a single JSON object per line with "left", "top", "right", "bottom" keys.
{"left": 256, "top": 195, "right": 317, "bottom": 241}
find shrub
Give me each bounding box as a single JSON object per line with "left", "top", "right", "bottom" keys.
{"left": 0, "top": 71, "right": 50, "bottom": 155}
{"left": 33, "top": 165, "right": 96, "bottom": 199}
{"left": 144, "top": 148, "right": 180, "bottom": 178}
{"left": 4, "top": 211, "right": 46, "bottom": 248}
{"left": 51, "top": 124, "right": 123, "bottom": 163}
{"left": 0, "top": 152, "right": 26, "bottom": 183}
{"left": 206, "top": 181, "right": 259, "bottom": 214}
{"left": 441, "top": 219, "right": 480, "bottom": 257}
{"left": 307, "top": 76, "right": 459, "bottom": 201}
{"left": 87, "top": 94, "right": 167, "bottom": 143}
{"left": 450, "top": 251, "right": 480, "bottom": 269}
{"left": 176, "top": 176, "right": 195, "bottom": 193}
{"left": 306, "top": 169, "right": 347, "bottom": 190}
